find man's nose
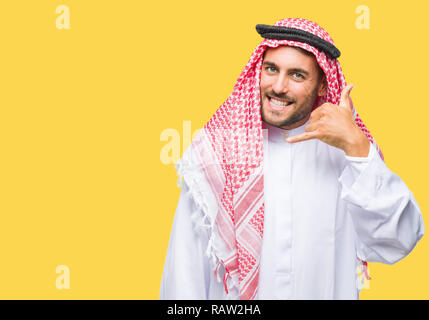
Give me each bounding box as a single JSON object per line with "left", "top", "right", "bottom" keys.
{"left": 272, "top": 75, "right": 289, "bottom": 95}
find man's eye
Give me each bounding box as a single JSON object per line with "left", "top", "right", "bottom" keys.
{"left": 266, "top": 67, "right": 277, "bottom": 73}
{"left": 293, "top": 73, "right": 304, "bottom": 79}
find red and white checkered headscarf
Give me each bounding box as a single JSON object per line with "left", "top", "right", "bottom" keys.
{"left": 177, "top": 18, "right": 382, "bottom": 300}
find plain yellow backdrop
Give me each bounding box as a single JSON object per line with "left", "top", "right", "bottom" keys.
{"left": 0, "top": 0, "right": 427, "bottom": 299}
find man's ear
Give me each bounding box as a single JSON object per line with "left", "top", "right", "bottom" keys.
{"left": 318, "top": 75, "right": 328, "bottom": 97}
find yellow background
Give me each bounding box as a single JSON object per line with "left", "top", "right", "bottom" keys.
{"left": 0, "top": 0, "right": 427, "bottom": 299}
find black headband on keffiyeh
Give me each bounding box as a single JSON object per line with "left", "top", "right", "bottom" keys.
{"left": 255, "top": 24, "right": 341, "bottom": 59}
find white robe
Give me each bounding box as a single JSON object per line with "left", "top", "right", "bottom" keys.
{"left": 160, "top": 119, "right": 425, "bottom": 300}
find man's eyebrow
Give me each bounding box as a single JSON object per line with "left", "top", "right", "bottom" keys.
{"left": 262, "top": 61, "right": 278, "bottom": 68}
{"left": 262, "top": 61, "right": 310, "bottom": 76}
{"left": 289, "top": 68, "right": 310, "bottom": 76}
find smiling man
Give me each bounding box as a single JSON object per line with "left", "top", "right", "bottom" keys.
{"left": 160, "top": 18, "right": 425, "bottom": 300}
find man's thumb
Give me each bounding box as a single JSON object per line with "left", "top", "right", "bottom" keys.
{"left": 340, "top": 84, "right": 354, "bottom": 108}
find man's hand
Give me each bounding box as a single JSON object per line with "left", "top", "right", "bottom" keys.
{"left": 287, "top": 84, "right": 370, "bottom": 157}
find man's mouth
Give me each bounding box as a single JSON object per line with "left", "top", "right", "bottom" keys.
{"left": 267, "top": 96, "right": 294, "bottom": 111}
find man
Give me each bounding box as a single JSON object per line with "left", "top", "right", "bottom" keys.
{"left": 159, "top": 18, "right": 424, "bottom": 300}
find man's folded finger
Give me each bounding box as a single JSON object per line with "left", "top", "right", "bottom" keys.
{"left": 287, "top": 132, "right": 318, "bottom": 143}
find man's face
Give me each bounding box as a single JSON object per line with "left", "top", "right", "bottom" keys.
{"left": 260, "top": 46, "right": 327, "bottom": 129}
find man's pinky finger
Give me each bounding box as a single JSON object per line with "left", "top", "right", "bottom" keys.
{"left": 286, "top": 132, "right": 317, "bottom": 143}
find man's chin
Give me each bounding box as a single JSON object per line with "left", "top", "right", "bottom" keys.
{"left": 262, "top": 111, "right": 309, "bottom": 129}
{"left": 262, "top": 108, "right": 294, "bottom": 128}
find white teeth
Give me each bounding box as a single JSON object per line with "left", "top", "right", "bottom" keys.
{"left": 270, "top": 98, "right": 290, "bottom": 107}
